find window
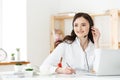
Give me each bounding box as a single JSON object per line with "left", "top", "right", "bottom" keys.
{"left": 0, "top": 0, "right": 27, "bottom": 61}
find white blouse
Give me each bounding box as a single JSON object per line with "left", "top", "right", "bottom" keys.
{"left": 40, "top": 37, "right": 95, "bottom": 73}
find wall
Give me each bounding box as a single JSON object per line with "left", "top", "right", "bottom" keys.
{"left": 59, "top": 0, "right": 120, "bottom": 13}
{"left": 0, "top": 0, "right": 27, "bottom": 72}
{"left": 2, "top": 0, "right": 27, "bottom": 61}
{"left": 27, "top": 0, "right": 60, "bottom": 66}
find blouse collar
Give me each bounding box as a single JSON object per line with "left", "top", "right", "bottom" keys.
{"left": 75, "top": 37, "right": 94, "bottom": 52}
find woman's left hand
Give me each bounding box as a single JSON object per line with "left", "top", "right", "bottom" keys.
{"left": 91, "top": 27, "right": 100, "bottom": 48}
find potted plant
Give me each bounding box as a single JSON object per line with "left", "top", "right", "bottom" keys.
{"left": 11, "top": 53, "right": 15, "bottom": 60}
{"left": 25, "top": 68, "right": 34, "bottom": 77}
{"left": 14, "top": 63, "right": 23, "bottom": 72}
{"left": 25, "top": 68, "right": 33, "bottom": 71}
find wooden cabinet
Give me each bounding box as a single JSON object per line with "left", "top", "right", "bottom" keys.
{"left": 50, "top": 9, "right": 120, "bottom": 52}
{"left": 50, "top": 14, "right": 73, "bottom": 52}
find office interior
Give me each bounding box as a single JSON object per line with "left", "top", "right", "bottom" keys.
{"left": 0, "top": 0, "right": 120, "bottom": 79}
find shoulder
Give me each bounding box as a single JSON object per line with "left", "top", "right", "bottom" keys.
{"left": 58, "top": 42, "right": 71, "bottom": 47}
{"left": 55, "top": 41, "right": 76, "bottom": 50}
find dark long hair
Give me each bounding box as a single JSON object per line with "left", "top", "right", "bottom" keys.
{"left": 63, "top": 12, "right": 94, "bottom": 44}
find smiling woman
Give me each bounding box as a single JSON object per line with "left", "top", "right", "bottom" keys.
{"left": 50, "top": 10, "right": 120, "bottom": 52}
{"left": 0, "top": 0, "right": 27, "bottom": 61}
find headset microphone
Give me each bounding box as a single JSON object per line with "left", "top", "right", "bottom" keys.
{"left": 84, "top": 35, "right": 87, "bottom": 38}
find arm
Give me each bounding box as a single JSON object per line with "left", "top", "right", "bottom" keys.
{"left": 40, "top": 43, "right": 65, "bottom": 74}
{"left": 40, "top": 43, "right": 75, "bottom": 74}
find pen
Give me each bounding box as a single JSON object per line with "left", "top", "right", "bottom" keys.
{"left": 66, "top": 62, "right": 71, "bottom": 67}
{"left": 66, "top": 62, "right": 76, "bottom": 74}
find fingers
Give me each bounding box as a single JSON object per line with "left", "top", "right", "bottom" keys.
{"left": 64, "top": 67, "right": 76, "bottom": 74}
{"left": 91, "top": 27, "right": 100, "bottom": 37}
{"left": 56, "top": 67, "right": 75, "bottom": 74}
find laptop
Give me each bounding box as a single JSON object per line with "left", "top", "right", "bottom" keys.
{"left": 76, "top": 49, "right": 120, "bottom": 76}
{"left": 90, "top": 49, "right": 120, "bottom": 76}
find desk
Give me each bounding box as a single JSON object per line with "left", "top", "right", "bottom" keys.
{"left": 0, "top": 72, "right": 120, "bottom": 80}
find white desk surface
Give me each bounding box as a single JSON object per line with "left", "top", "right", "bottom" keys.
{"left": 0, "top": 71, "right": 120, "bottom": 80}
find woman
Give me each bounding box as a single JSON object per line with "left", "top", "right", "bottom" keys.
{"left": 40, "top": 12, "right": 100, "bottom": 74}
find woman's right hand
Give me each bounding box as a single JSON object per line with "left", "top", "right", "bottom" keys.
{"left": 55, "top": 67, "right": 75, "bottom": 74}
